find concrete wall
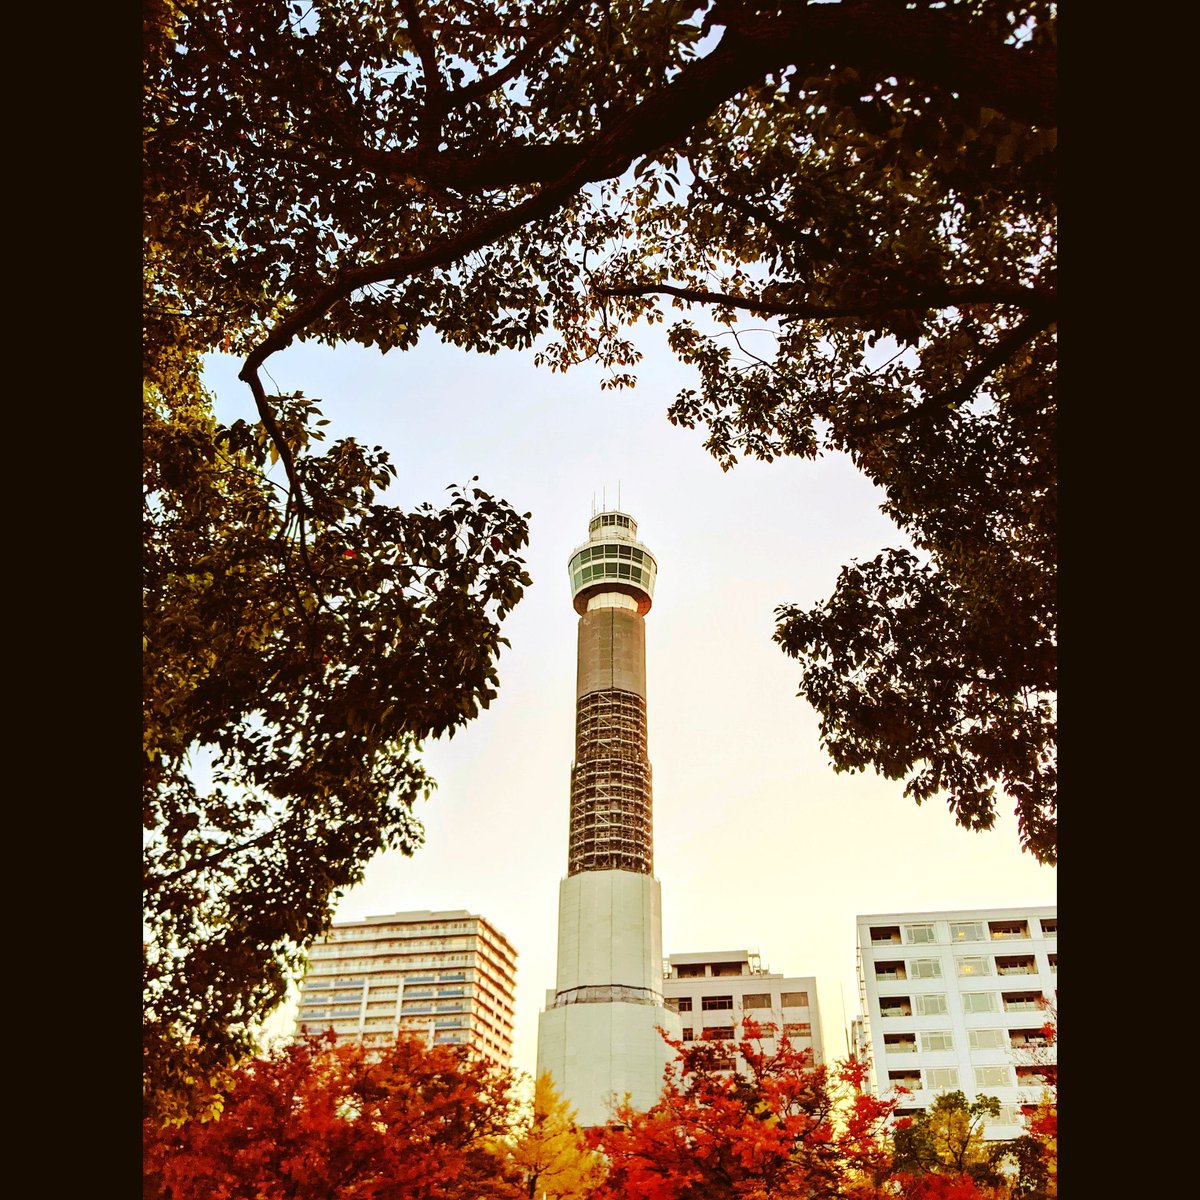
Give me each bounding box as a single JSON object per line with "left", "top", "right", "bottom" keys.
{"left": 576, "top": 607, "right": 646, "bottom": 700}
{"left": 537, "top": 999, "right": 681, "bottom": 1128}
{"left": 553, "top": 870, "right": 663, "bottom": 993}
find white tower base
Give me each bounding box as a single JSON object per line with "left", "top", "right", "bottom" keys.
{"left": 537, "top": 998, "right": 679, "bottom": 1127}
{"left": 537, "top": 869, "right": 681, "bottom": 1127}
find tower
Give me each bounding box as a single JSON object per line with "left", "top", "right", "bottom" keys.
{"left": 536, "top": 508, "right": 680, "bottom": 1127}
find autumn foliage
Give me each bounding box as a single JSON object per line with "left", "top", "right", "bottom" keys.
{"left": 142, "top": 1032, "right": 519, "bottom": 1200}
{"left": 144, "top": 1021, "right": 1057, "bottom": 1199}
{"left": 592, "top": 1018, "right": 899, "bottom": 1199}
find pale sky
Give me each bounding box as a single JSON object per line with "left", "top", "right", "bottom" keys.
{"left": 203, "top": 321, "right": 1056, "bottom": 1080}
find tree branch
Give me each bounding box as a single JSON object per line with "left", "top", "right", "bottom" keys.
{"left": 358, "top": 0, "right": 1054, "bottom": 195}
{"left": 453, "top": 0, "right": 589, "bottom": 105}
{"left": 852, "top": 310, "right": 1055, "bottom": 434}
{"left": 597, "top": 280, "right": 1056, "bottom": 319}
{"left": 399, "top": 0, "right": 448, "bottom": 149}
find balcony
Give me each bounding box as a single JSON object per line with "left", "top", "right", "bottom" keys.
{"left": 995, "top": 955, "right": 1037, "bottom": 976}
{"left": 988, "top": 920, "right": 1030, "bottom": 940}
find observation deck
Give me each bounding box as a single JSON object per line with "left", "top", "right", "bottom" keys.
{"left": 567, "top": 510, "right": 658, "bottom": 615}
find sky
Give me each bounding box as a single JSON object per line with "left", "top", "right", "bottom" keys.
{"left": 203, "top": 320, "right": 1056, "bottom": 1081}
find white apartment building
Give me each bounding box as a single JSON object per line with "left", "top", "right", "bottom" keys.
{"left": 663, "top": 950, "right": 825, "bottom": 1070}
{"left": 294, "top": 909, "right": 517, "bottom": 1067}
{"left": 855, "top": 906, "right": 1057, "bottom": 1140}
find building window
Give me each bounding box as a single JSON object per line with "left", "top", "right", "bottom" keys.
{"left": 956, "top": 956, "right": 991, "bottom": 977}
{"left": 1047, "top": 953, "right": 1057, "bottom": 973}
{"left": 968, "top": 1028, "right": 1006, "bottom": 1051}
{"left": 1008, "top": 1028, "right": 1050, "bottom": 1049}
{"left": 665, "top": 996, "right": 692, "bottom": 1013}
{"left": 904, "top": 924, "right": 937, "bottom": 944}
{"left": 870, "top": 926, "right": 902, "bottom": 945}
{"left": 701, "top": 995, "right": 734, "bottom": 1011}
{"left": 995, "top": 954, "right": 1037, "bottom": 976}
{"left": 920, "top": 1030, "right": 954, "bottom": 1053}
{"left": 962, "top": 992, "right": 999, "bottom": 1014}
{"left": 989, "top": 919, "right": 1030, "bottom": 940}
{"left": 1039, "top": 918, "right": 1057, "bottom": 937}
{"left": 874, "top": 961, "right": 906, "bottom": 982}
{"left": 888, "top": 1070, "right": 921, "bottom": 1089}
{"left": 742, "top": 993, "right": 772, "bottom": 1009}
{"left": 1002, "top": 992, "right": 1044, "bottom": 1013}
{"left": 914, "top": 994, "right": 948, "bottom": 1016}
{"left": 975, "top": 1066, "right": 1012, "bottom": 1089}
{"left": 909, "top": 959, "right": 943, "bottom": 979}
{"left": 1016, "top": 1064, "right": 1057, "bottom": 1087}
{"left": 681, "top": 1027, "right": 693, "bottom": 1042}
{"left": 949, "top": 921, "right": 984, "bottom": 942}
{"left": 925, "top": 1067, "right": 959, "bottom": 1090}
{"left": 780, "top": 991, "right": 809, "bottom": 1007}
{"left": 783, "top": 1022, "right": 811, "bottom": 1037}
{"left": 884, "top": 1033, "right": 917, "bottom": 1054}
{"left": 701, "top": 1026, "right": 735, "bottom": 1040}
{"left": 880, "top": 997, "right": 913, "bottom": 1018}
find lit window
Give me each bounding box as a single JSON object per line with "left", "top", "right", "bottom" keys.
{"left": 925, "top": 1067, "right": 959, "bottom": 1089}
{"left": 975, "top": 1066, "right": 1011, "bottom": 1088}
{"left": 989, "top": 920, "right": 1030, "bottom": 940}
{"left": 957, "top": 956, "right": 991, "bottom": 977}
{"left": 949, "top": 922, "right": 984, "bottom": 942}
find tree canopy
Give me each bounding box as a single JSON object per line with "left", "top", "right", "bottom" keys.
{"left": 142, "top": 1032, "right": 522, "bottom": 1199}
{"left": 144, "top": 0, "right": 1055, "bottom": 1117}
{"left": 142, "top": 1024, "right": 1059, "bottom": 1198}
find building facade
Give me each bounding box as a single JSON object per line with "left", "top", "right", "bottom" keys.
{"left": 855, "top": 906, "right": 1057, "bottom": 1138}
{"left": 293, "top": 908, "right": 517, "bottom": 1067}
{"left": 663, "top": 949, "right": 825, "bottom": 1069}
{"left": 537, "top": 509, "right": 681, "bottom": 1127}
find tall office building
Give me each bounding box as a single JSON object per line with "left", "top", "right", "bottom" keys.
{"left": 663, "top": 950, "right": 825, "bottom": 1068}
{"left": 537, "top": 509, "right": 681, "bottom": 1127}
{"left": 855, "top": 905, "right": 1057, "bottom": 1139}
{"left": 294, "top": 909, "right": 517, "bottom": 1068}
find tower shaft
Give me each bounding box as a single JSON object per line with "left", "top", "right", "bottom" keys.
{"left": 537, "top": 508, "right": 680, "bottom": 1128}
{"left": 569, "top": 607, "right": 653, "bottom": 875}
